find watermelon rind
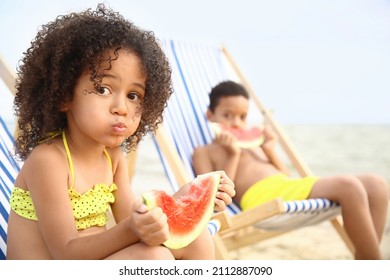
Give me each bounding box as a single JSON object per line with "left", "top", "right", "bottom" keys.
{"left": 209, "top": 122, "right": 265, "bottom": 148}
{"left": 237, "top": 136, "right": 265, "bottom": 149}
{"left": 142, "top": 173, "right": 220, "bottom": 250}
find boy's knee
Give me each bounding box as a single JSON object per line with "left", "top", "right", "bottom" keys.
{"left": 338, "top": 175, "right": 364, "bottom": 192}
{"left": 333, "top": 175, "right": 368, "bottom": 202}
{"left": 364, "top": 174, "right": 389, "bottom": 200}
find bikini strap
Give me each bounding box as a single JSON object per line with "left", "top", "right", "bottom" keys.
{"left": 62, "top": 131, "right": 75, "bottom": 189}
{"left": 62, "top": 131, "right": 113, "bottom": 187}
{"left": 103, "top": 149, "right": 113, "bottom": 172}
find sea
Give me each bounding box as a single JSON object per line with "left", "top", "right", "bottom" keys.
{"left": 282, "top": 124, "right": 390, "bottom": 182}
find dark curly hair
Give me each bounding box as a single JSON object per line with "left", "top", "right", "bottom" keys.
{"left": 14, "top": 3, "right": 173, "bottom": 160}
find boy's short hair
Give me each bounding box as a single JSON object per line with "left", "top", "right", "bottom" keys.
{"left": 208, "top": 80, "right": 249, "bottom": 112}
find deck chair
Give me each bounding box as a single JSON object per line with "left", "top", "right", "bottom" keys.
{"left": 152, "top": 39, "right": 355, "bottom": 259}
{"left": 0, "top": 54, "right": 20, "bottom": 260}
{"left": 0, "top": 115, "right": 21, "bottom": 260}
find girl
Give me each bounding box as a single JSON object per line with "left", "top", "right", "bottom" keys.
{"left": 6, "top": 4, "right": 235, "bottom": 260}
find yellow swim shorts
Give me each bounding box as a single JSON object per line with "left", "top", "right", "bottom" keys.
{"left": 240, "top": 174, "right": 318, "bottom": 211}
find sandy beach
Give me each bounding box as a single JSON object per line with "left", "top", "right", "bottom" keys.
{"left": 228, "top": 216, "right": 390, "bottom": 260}
{"left": 131, "top": 126, "right": 390, "bottom": 260}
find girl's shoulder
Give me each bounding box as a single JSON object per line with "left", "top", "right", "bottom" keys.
{"left": 24, "top": 138, "right": 67, "bottom": 168}
{"left": 15, "top": 137, "right": 69, "bottom": 190}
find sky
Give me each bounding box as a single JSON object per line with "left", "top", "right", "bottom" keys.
{"left": 1, "top": 0, "right": 390, "bottom": 125}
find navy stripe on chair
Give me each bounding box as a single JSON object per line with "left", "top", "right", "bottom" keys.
{"left": 0, "top": 116, "right": 20, "bottom": 260}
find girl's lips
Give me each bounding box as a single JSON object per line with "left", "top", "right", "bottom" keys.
{"left": 113, "top": 123, "right": 127, "bottom": 134}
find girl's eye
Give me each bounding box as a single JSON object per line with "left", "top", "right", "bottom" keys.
{"left": 96, "top": 86, "right": 111, "bottom": 96}
{"left": 128, "top": 92, "right": 141, "bottom": 102}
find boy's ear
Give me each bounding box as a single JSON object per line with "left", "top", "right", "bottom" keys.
{"left": 206, "top": 109, "right": 213, "bottom": 121}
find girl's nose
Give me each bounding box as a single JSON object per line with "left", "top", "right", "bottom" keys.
{"left": 111, "top": 95, "right": 128, "bottom": 116}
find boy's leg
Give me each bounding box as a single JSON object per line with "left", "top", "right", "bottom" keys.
{"left": 308, "top": 175, "right": 381, "bottom": 259}
{"left": 357, "top": 174, "right": 389, "bottom": 242}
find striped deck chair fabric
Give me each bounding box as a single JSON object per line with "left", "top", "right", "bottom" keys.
{"left": 152, "top": 39, "right": 353, "bottom": 259}
{"left": 0, "top": 116, "right": 20, "bottom": 260}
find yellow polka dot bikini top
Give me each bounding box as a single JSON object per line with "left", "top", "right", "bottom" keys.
{"left": 10, "top": 131, "right": 118, "bottom": 230}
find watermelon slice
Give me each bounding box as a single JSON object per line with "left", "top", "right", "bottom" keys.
{"left": 209, "top": 122, "right": 265, "bottom": 148}
{"left": 142, "top": 173, "right": 220, "bottom": 249}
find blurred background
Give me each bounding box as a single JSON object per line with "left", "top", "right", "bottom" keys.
{"left": 1, "top": 0, "right": 389, "bottom": 259}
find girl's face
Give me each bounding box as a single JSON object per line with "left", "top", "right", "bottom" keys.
{"left": 64, "top": 49, "right": 146, "bottom": 148}
{"left": 207, "top": 95, "right": 249, "bottom": 129}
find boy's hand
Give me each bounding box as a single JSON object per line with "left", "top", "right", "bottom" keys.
{"left": 130, "top": 200, "right": 169, "bottom": 246}
{"left": 215, "top": 130, "right": 241, "bottom": 155}
{"left": 210, "top": 170, "right": 236, "bottom": 212}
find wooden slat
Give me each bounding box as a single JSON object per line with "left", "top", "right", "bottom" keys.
{"left": 222, "top": 198, "right": 284, "bottom": 234}
{"left": 154, "top": 126, "right": 191, "bottom": 187}
{"left": 0, "top": 55, "right": 16, "bottom": 95}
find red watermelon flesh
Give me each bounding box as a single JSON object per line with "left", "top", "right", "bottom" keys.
{"left": 210, "top": 122, "right": 265, "bottom": 148}
{"left": 142, "top": 173, "right": 220, "bottom": 249}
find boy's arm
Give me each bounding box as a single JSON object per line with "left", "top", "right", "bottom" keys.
{"left": 218, "top": 151, "right": 241, "bottom": 181}
{"left": 193, "top": 145, "right": 241, "bottom": 181}
{"left": 261, "top": 126, "right": 291, "bottom": 175}
{"left": 192, "top": 149, "right": 236, "bottom": 211}
{"left": 192, "top": 146, "right": 215, "bottom": 175}
{"left": 263, "top": 148, "right": 290, "bottom": 175}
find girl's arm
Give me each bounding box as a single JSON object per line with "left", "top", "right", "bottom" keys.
{"left": 109, "top": 147, "right": 135, "bottom": 223}
{"left": 109, "top": 147, "right": 169, "bottom": 246}
{"left": 28, "top": 145, "right": 166, "bottom": 259}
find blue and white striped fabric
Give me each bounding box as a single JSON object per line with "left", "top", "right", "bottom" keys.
{"left": 154, "top": 39, "right": 341, "bottom": 235}
{"left": 0, "top": 116, "right": 20, "bottom": 260}
{"left": 257, "top": 199, "right": 340, "bottom": 231}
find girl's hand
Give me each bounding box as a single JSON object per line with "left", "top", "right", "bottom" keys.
{"left": 210, "top": 170, "right": 236, "bottom": 212}
{"left": 130, "top": 200, "right": 169, "bottom": 246}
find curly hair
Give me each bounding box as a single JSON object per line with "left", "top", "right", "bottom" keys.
{"left": 14, "top": 3, "right": 173, "bottom": 160}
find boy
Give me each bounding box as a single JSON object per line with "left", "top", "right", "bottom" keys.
{"left": 192, "top": 80, "right": 389, "bottom": 259}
